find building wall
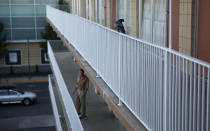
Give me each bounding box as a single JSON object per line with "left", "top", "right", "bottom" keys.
{"left": 68, "top": 0, "right": 210, "bottom": 63}
{"left": 197, "top": 0, "right": 210, "bottom": 62}
{"left": 178, "top": 0, "right": 195, "bottom": 56}
{"left": 139, "top": 0, "right": 168, "bottom": 46}
{"left": 0, "top": 43, "right": 45, "bottom": 67}
{"left": 171, "top": 0, "right": 180, "bottom": 51}
{"left": 111, "top": 0, "right": 117, "bottom": 29}
{"left": 105, "top": 0, "right": 112, "bottom": 28}
{"left": 130, "top": 0, "right": 139, "bottom": 38}
{"left": 80, "top": 0, "right": 86, "bottom": 18}
{"left": 0, "top": 0, "right": 57, "bottom": 41}
{"left": 91, "top": 0, "right": 96, "bottom": 21}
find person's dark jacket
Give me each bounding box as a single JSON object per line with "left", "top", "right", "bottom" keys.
{"left": 114, "top": 19, "right": 126, "bottom": 34}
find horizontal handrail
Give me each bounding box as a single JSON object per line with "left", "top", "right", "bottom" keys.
{"left": 48, "top": 41, "right": 84, "bottom": 131}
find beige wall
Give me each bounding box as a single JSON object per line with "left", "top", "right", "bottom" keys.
{"left": 130, "top": 0, "right": 139, "bottom": 38}
{"left": 91, "top": 0, "right": 96, "bottom": 21}
{"left": 105, "top": 0, "right": 112, "bottom": 28}
{"left": 0, "top": 43, "right": 43, "bottom": 67}
{"left": 80, "top": 0, "right": 86, "bottom": 18}
{"left": 178, "top": 0, "right": 195, "bottom": 56}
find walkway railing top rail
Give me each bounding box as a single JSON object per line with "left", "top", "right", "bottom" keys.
{"left": 48, "top": 40, "right": 84, "bottom": 131}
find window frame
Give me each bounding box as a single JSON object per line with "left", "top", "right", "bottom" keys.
{"left": 4, "top": 49, "right": 22, "bottom": 66}
{"left": 40, "top": 48, "right": 49, "bottom": 65}
{"left": 9, "top": 90, "right": 18, "bottom": 95}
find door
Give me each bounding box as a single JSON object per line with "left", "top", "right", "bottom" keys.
{"left": 0, "top": 90, "right": 10, "bottom": 104}
{"left": 9, "top": 90, "right": 22, "bottom": 103}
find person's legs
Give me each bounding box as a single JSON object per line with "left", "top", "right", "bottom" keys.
{"left": 81, "top": 95, "right": 86, "bottom": 116}
{"left": 75, "top": 95, "right": 81, "bottom": 114}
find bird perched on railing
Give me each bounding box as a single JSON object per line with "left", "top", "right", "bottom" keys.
{"left": 114, "top": 19, "right": 126, "bottom": 34}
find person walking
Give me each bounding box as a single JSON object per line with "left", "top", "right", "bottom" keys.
{"left": 73, "top": 69, "right": 89, "bottom": 119}
{"left": 114, "top": 19, "right": 126, "bottom": 34}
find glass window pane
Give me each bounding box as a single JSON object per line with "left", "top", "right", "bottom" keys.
{"left": 36, "top": 5, "right": 46, "bottom": 17}
{"left": 0, "top": 17, "right": 11, "bottom": 28}
{"left": 36, "top": 0, "right": 49, "bottom": 4}
{"left": 36, "top": 29, "right": 45, "bottom": 40}
{"left": 3, "top": 29, "right": 11, "bottom": 40}
{"left": 36, "top": 0, "right": 57, "bottom": 4}
{"left": 0, "top": 0, "right": 9, "bottom": 4}
{"left": 36, "top": 18, "right": 46, "bottom": 27}
{"left": 0, "top": 5, "right": 9, "bottom": 16}
{"left": 11, "top": 0, "right": 34, "bottom": 4}
{"left": 5, "top": 50, "right": 21, "bottom": 65}
{"left": 12, "top": 29, "right": 35, "bottom": 40}
{"left": 0, "top": 91, "right": 8, "bottom": 96}
{"left": 48, "top": 0, "right": 57, "bottom": 4}
{"left": 11, "top": 5, "right": 34, "bottom": 16}
{"left": 12, "top": 17, "right": 35, "bottom": 28}
{"left": 10, "top": 91, "right": 17, "bottom": 95}
{"left": 41, "top": 48, "right": 49, "bottom": 64}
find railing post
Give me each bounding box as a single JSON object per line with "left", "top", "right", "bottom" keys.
{"left": 163, "top": 50, "right": 168, "bottom": 131}
{"left": 96, "top": 26, "right": 100, "bottom": 78}
{"left": 118, "top": 34, "right": 122, "bottom": 106}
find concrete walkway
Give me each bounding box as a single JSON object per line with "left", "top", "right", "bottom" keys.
{"left": 55, "top": 52, "right": 126, "bottom": 131}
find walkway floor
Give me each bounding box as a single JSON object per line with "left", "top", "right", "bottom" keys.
{"left": 54, "top": 52, "right": 126, "bottom": 131}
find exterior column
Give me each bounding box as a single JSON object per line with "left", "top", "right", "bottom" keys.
{"left": 197, "top": 0, "right": 210, "bottom": 62}
{"left": 105, "top": 0, "right": 112, "bottom": 28}
{"left": 130, "top": 0, "right": 139, "bottom": 37}
{"left": 111, "top": 0, "right": 117, "bottom": 29}
{"left": 91, "top": 0, "right": 96, "bottom": 21}
{"left": 80, "top": 0, "right": 86, "bottom": 18}
{"left": 170, "top": 0, "right": 180, "bottom": 51}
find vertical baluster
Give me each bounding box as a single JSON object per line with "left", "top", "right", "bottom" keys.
{"left": 193, "top": 63, "right": 197, "bottom": 131}
{"left": 206, "top": 68, "right": 210, "bottom": 131}
{"left": 189, "top": 62, "right": 193, "bottom": 131}
{"left": 201, "top": 66, "right": 205, "bottom": 131}
{"left": 185, "top": 60, "right": 189, "bottom": 131}
{"left": 182, "top": 59, "right": 185, "bottom": 131}
{"left": 197, "top": 65, "right": 201, "bottom": 131}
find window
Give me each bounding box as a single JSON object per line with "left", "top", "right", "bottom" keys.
{"left": 41, "top": 49, "right": 49, "bottom": 64}
{"left": 9, "top": 90, "right": 17, "bottom": 95}
{"left": 139, "top": 0, "right": 167, "bottom": 46}
{"left": 5, "top": 50, "right": 21, "bottom": 65}
{"left": 116, "top": 0, "right": 131, "bottom": 34}
{"left": 0, "top": 0, "right": 57, "bottom": 41}
{"left": 0, "top": 90, "right": 8, "bottom": 96}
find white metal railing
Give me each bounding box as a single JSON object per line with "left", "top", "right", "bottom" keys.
{"left": 48, "top": 41, "right": 84, "bottom": 131}
{"left": 47, "top": 6, "right": 210, "bottom": 131}
{"left": 48, "top": 75, "right": 62, "bottom": 131}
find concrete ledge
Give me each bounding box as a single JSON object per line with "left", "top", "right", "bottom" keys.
{"left": 0, "top": 80, "right": 48, "bottom": 84}
{"left": 49, "top": 63, "right": 72, "bottom": 131}
{"left": 47, "top": 18, "right": 147, "bottom": 131}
